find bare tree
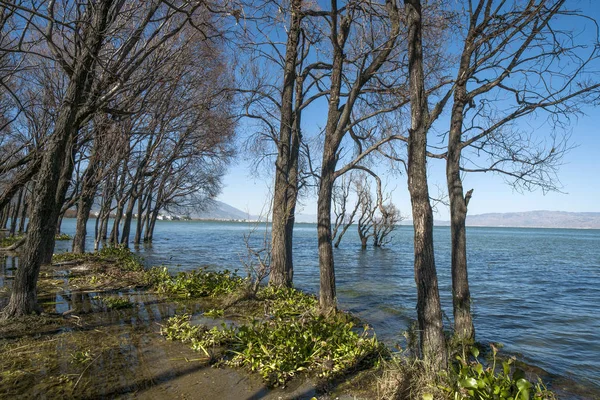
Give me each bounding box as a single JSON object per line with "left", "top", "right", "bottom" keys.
{"left": 0, "top": 0, "right": 211, "bottom": 319}
{"left": 331, "top": 174, "right": 359, "bottom": 248}
{"left": 434, "top": 0, "right": 600, "bottom": 342}
{"left": 314, "top": 0, "right": 402, "bottom": 314}
{"left": 372, "top": 203, "right": 403, "bottom": 247}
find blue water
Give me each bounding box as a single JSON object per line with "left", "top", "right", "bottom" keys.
{"left": 15, "top": 220, "right": 600, "bottom": 397}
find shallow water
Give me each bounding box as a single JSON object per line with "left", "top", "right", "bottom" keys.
{"left": 5, "top": 219, "right": 600, "bottom": 398}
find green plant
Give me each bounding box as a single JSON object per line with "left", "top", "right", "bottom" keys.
{"left": 55, "top": 233, "right": 72, "bottom": 241}
{"left": 204, "top": 308, "right": 225, "bottom": 318}
{"left": 161, "top": 287, "right": 386, "bottom": 388}
{"left": 443, "top": 345, "right": 556, "bottom": 400}
{"left": 148, "top": 267, "right": 244, "bottom": 298}
{"left": 52, "top": 246, "right": 144, "bottom": 272}
{"left": 97, "top": 246, "right": 144, "bottom": 271}
{"left": 229, "top": 314, "right": 385, "bottom": 386}
{"left": 160, "top": 314, "right": 235, "bottom": 356}
{"left": 258, "top": 286, "right": 318, "bottom": 318}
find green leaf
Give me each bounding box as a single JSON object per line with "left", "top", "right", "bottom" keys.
{"left": 475, "top": 363, "right": 484, "bottom": 376}
{"left": 422, "top": 394, "right": 434, "bottom": 400}
{"left": 460, "top": 377, "right": 479, "bottom": 389}
{"left": 470, "top": 347, "right": 480, "bottom": 358}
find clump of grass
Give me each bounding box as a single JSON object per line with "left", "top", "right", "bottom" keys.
{"left": 161, "top": 287, "right": 386, "bottom": 387}
{"left": 230, "top": 313, "right": 385, "bottom": 386}
{"left": 160, "top": 314, "right": 235, "bottom": 357}
{"left": 147, "top": 266, "right": 244, "bottom": 298}
{"left": 55, "top": 233, "right": 72, "bottom": 241}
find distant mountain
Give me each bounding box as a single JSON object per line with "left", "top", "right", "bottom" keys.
{"left": 464, "top": 210, "right": 600, "bottom": 229}
{"left": 190, "top": 201, "right": 258, "bottom": 221}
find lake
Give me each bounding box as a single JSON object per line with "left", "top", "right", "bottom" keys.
{"left": 3, "top": 219, "right": 600, "bottom": 398}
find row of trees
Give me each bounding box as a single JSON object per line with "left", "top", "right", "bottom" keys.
{"left": 0, "top": 0, "right": 235, "bottom": 316}
{"left": 1, "top": 0, "right": 599, "bottom": 374}
{"left": 251, "top": 0, "right": 599, "bottom": 371}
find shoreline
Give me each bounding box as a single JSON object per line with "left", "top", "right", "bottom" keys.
{"left": 3, "top": 248, "right": 595, "bottom": 399}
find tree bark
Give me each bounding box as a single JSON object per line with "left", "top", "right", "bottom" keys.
{"left": 447, "top": 74, "right": 475, "bottom": 341}
{"left": 2, "top": 99, "right": 81, "bottom": 317}
{"left": 72, "top": 190, "right": 95, "bottom": 253}
{"left": 73, "top": 157, "right": 100, "bottom": 253}
{"left": 120, "top": 188, "right": 138, "bottom": 247}
{"left": 9, "top": 188, "right": 22, "bottom": 236}
{"left": 18, "top": 188, "right": 28, "bottom": 234}
{"left": 269, "top": 0, "right": 302, "bottom": 288}
{"left": 405, "top": 0, "right": 447, "bottom": 370}
{"left": 317, "top": 142, "right": 337, "bottom": 314}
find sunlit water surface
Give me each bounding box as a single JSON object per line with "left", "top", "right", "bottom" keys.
{"left": 2, "top": 219, "right": 599, "bottom": 398}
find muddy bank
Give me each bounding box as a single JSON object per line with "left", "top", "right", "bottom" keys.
{"left": 0, "top": 257, "right": 373, "bottom": 399}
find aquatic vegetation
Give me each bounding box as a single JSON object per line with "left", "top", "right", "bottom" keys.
{"left": 0, "top": 235, "right": 23, "bottom": 247}
{"left": 204, "top": 308, "right": 225, "bottom": 318}
{"left": 230, "top": 313, "right": 385, "bottom": 386}
{"left": 161, "top": 287, "right": 386, "bottom": 387}
{"left": 55, "top": 233, "right": 72, "bottom": 241}
{"left": 53, "top": 246, "right": 144, "bottom": 272}
{"left": 160, "top": 314, "right": 235, "bottom": 357}
{"left": 258, "top": 285, "right": 317, "bottom": 317}
{"left": 147, "top": 266, "right": 244, "bottom": 298}
{"left": 440, "top": 345, "right": 556, "bottom": 400}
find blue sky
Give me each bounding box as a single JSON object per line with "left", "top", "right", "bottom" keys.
{"left": 218, "top": 112, "right": 600, "bottom": 221}
{"left": 217, "top": 1, "right": 600, "bottom": 221}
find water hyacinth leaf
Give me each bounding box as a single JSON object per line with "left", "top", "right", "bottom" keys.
{"left": 475, "top": 363, "right": 483, "bottom": 376}
{"left": 460, "top": 377, "right": 478, "bottom": 389}
{"left": 470, "top": 347, "right": 480, "bottom": 358}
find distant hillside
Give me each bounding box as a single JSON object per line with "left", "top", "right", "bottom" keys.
{"left": 465, "top": 211, "right": 600, "bottom": 229}
{"left": 190, "top": 201, "right": 258, "bottom": 221}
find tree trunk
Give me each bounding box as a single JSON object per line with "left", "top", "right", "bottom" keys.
{"left": 146, "top": 208, "right": 160, "bottom": 242}
{"left": 317, "top": 146, "right": 337, "bottom": 314}
{"left": 2, "top": 97, "right": 79, "bottom": 318}
{"left": 9, "top": 188, "right": 23, "bottom": 236}
{"left": 18, "top": 189, "right": 28, "bottom": 234}
{"left": 0, "top": 205, "right": 9, "bottom": 229}
{"left": 405, "top": 0, "right": 447, "bottom": 370}
{"left": 447, "top": 81, "right": 475, "bottom": 341}
{"left": 133, "top": 190, "right": 146, "bottom": 246}
{"left": 120, "top": 189, "right": 138, "bottom": 247}
{"left": 269, "top": 0, "right": 302, "bottom": 288}
{"left": 1, "top": 1, "right": 112, "bottom": 319}
{"left": 72, "top": 190, "right": 95, "bottom": 253}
